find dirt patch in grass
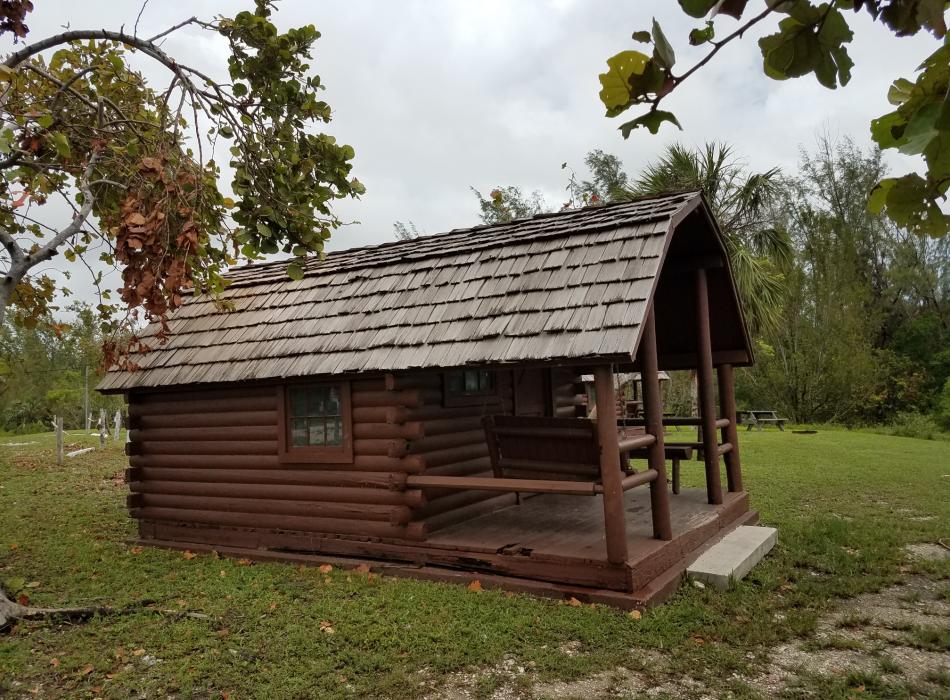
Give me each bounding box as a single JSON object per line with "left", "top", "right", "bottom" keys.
{"left": 423, "top": 570, "right": 950, "bottom": 699}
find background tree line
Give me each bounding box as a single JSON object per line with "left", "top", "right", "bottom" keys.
{"left": 0, "top": 303, "right": 123, "bottom": 434}
{"left": 400, "top": 136, "right": 949, "bottom": 434}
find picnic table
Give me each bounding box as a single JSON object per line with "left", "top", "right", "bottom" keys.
{"left": 742, "top": 410, "right": 787, "bottom": 431}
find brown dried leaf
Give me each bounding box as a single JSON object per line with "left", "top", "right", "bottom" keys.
{"left": 567, "top": 597, "right": 583, "bottom": 607}
{"left": 628, "top": 610, "right": 642, "bottom": 620}
{"left": 317, "top": 564, "right": 333, "bottom": 574}
{"left": 355, "top": 564, "right": 371, "bottom": 574}
{"left": 237, "top": 558, "right": 253, "bottom": 566}
{"left": 130, "top": 546, "right": 143, "bottom": 555}
{"left": 467, "top": 580, "right": 483, "bottom": 592}
{"left": 319, "top": 620, "right": 335, "bottom": 634}
{"left": 79, "top": 664, "right": 94, "bottom": 676}
{"left": 182, "top": 550, "right": 197, "bottom": 560}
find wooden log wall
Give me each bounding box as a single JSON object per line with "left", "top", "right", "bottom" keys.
{"left": 401, "top": 371, "right": 515, "bottom": 532}
{"left": 127, "top": 367, "right": 586, "bottom": 546}
{"left": 127, "top": 381, "right": 429, "bottom": 547}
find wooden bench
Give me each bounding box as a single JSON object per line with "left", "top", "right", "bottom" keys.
{"left": 484, "top": 415, "right": 655, "bottom": 480}
{"left": 743, "top": 410, "right": 787, "bottom": 431}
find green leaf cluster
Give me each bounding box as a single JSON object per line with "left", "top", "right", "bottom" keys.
{"left": 758, "top": 2, "right": 854, "bottom": 89}
{"left": 597, "top": 18, "right": 682, "bottom": 136}
{"left": 869, "top": 37, "right": 950, "bottom": 237}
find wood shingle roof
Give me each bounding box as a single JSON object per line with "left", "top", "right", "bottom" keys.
{"left": 99, "top": 191, "right": 705, "bottom": 392}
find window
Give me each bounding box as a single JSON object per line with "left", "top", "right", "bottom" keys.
{"left": 278, "top": 382, "right": 353, "bottom": 463}
{"left": 444, "top": 369, "right": 497, "bottom": 406}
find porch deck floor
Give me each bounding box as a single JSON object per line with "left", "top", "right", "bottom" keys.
{"left": 427, "top": 487, "right": 746, "bottom": 569}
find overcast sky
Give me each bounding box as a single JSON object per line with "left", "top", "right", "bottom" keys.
{"left": 4, "top": 0, "right": 938, "bottom": 307}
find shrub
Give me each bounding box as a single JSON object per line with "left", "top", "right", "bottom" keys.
{"left": 936, "top": 378, "right": 950, "bottom": 431}
{"left": 888, "top": 412, "right": 942, "bottom": 441}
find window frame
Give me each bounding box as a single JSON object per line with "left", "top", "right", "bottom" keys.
{"left": 277, "top": 381, "right": 354, "bottom": 464}
{"left": 443, "top": 369, "right": 499, "bottom": 407}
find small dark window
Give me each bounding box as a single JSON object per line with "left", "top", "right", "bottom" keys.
{"left": 444, "top": 369, "right": 497, "bottom": 406}
{"left": 278, "top": 382, "right": 353, "bottom": 463}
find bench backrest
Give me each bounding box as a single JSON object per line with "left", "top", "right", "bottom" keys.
{"left": 482, "top": 415, "right": 602, "bottom": 482}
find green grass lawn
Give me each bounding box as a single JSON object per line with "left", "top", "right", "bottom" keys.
{"left": 0, "top": 428, "right": 947, "bottom": 699}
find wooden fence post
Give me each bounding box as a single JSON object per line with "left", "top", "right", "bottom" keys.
{"left": 593, "top": 364, "right": 629, "bottom": 566}
{"left": 55, "top": 415, "right": 63, "bottom": 466}
{"left": 639, "top": 309, "right": 672, "bottom": 540}
{"left": 717, "top": 364, "right": 743, "bottom": 492}
{"left": 694, "top": 268, "right": 723, "bottom": 505}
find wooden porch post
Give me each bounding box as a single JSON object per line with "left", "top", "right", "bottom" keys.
{"left": 717, "top": 363, "right": 743, "bottom": 492}
{"left": 593, "top": 365, "right": 629, "bottom": 565}
{"left": 694, "top": 268, "right": 724, "bottom": 505}
{"left": 639, "top": 310, "right": 673, "bottom": 540}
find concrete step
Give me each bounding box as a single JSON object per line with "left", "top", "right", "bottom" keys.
{"left": 686, "top": 525, "right": 777, "bottom": 590}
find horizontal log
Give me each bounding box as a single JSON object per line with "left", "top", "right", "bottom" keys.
{"left": 352, "top": 422, "right": 424, "bottom": 440}
{"left": 351, "top": 389, "right": 441, "bottom": 409}
{"left": 610, "top": 469, "right": 658, "bottom": 492}
{"left": 409, "top": 430, "right": 485, "bottom": 454}
{"left": 406, "top": 474, "right": 597, "bottom": 496}
{"left": 353, "top": 438, "right": 408, "bottom": 458}
{"left": 129, "top": 395, "right": 275, "bottom": 417}
{"left": 718, "top": 442, "right": 733, "bottom": 455}
{"left": 130, "top": 453, "right": 424, "bottom": 473}
{"left": 617, "top": 434, "right": 656, "bottom": 452}
{"left": 131, "top": 507, "right": 425, "bottom": 540}
{"left": 350, "top": 377, "right": 387, "bottom": 393}
{"left": 385, "top": 373, "right": 443, "bottom": 391}
{"left": 136, "top": 493, "right": 411, "bottom": 525}
{"left": 407, "top": 401, "right": 512, "bottom": 422}
{"left": 352, "top": 406, "right": 409, "bottom": 425}
{"left": 716, "top": 418, "right": 731, "bottom": 429}
{"left": 418, "top": 415, "right": 485, "bottom": 437}
{"left": 134, "top": 410, "right": 278, "bottom": 430}
{"left": 555, "top": 406, "right": 580, "bottom": 418}
{"left": 130, "top": 426, "right": 277, "bottom": 442}
{"left": 491, "top": 426, "right": 594, "bottom": 440}
{"left": 133, "top": 467, "right": 408, "bottom": 490}
{"left": 497, "top": 458, "right": 599, "bottom": 477}
{"left": 130, "top": 480, "right": 423, "bottom": 507}
{"left": 414, "top": 487, "right": 497, "bottom": 517}
{"left": 423, "top": 458, "right": 492, "bottom": 478}
{"left": 418, "top": 442, "right": 488, "bottom": 469}
{"left": 135, "top": 440, "right": 278, "bottom": 456}
{"left": 135, "top": 385, "right": 276, "bottom": 403}
{"left": 423, "top": 493, "right": 517, "bottom": 533}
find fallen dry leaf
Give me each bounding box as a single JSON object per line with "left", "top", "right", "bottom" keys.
{"left": 691, "top": 636, "right": 705, "bottom": 645}
{"left": 25, "top": 581, "right": 40, "bottom": 588}
{"left": 132, "top": 648, "right": 146, "bottom": 657}
{"left": 17, "top": 593, "right": 29, "bottom": 606}
{"left": 567, "top": 597, "right": 583, "bottom": 607}
{"left": 467, "top": 580, "right": 483, "bottom": 592}
{"left": 49, "top": 658, "right": 60, "bottom": 667}
{"left": 79, "top": 664, "right": 94, "bottom": 676}
{"left": 318, "top": 564, "right": 333, "bottom": 574}
{"left": 130, "top": 546, "right": 143, "bottom": 555}
{"left": 9, "top": 543, "right": 18, "bottom": 551}
{"left": 182, "top": 551, "right": 197, "bottom": 560}
{"left": 268, "top": 602, "right": 278, "bottom": 611}
{"left": 237, "top": 558, "right": 253, "bottom": 566}
{"left": 219, "top": 570, "right": 226, "bottom": 577}
{"left": 319, "top": 620, "right": 335, "bottom": 634}
{"left": 628, "top": 610, "right": 642, "bottom": 620}
{"left": 355, "top": 564, "right": 371, "bottom": 574}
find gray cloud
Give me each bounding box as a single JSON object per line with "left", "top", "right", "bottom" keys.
{"left": 5, "top": 0, "right": 937, "bottom": 308}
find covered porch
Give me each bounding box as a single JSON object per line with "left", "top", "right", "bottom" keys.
{"left": 402, "top": 266, "right": 751, "bottom": 601}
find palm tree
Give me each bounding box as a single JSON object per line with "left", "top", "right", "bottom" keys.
{"left": 622, "top": 142, "right": 791, "bottom": 335}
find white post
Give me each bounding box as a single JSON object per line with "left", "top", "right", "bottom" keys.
{"left": 113, "top": 410, "right": 121, "bottom": 441}
{"left": 84, "top": 366, "right": 90, "bottom": 431}
{"left": 55, "top": 416, "right": 64, "bottom": 466}
{"left": 99, "top": 408, "right": 106, "bottom": 448}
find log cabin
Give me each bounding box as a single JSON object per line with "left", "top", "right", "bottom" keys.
{"left": 99, "top": 190, "right": 758, "bottom": 608}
